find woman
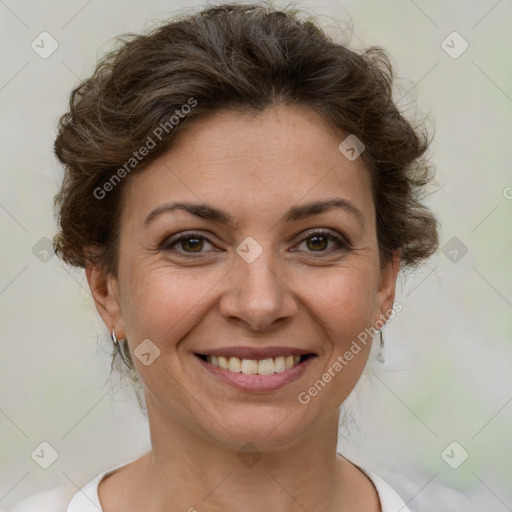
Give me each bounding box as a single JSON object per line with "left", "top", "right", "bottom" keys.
{"left": 53, "top": 3, "right": 439, "bottom": 511}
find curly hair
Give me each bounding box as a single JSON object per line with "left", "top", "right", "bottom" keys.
{"left": 52, "top": 2, "right": 439, "bottom": 388}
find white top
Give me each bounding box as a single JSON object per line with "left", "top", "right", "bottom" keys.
{"left": 67, "top": 457, "right": 411, "bottom": 512}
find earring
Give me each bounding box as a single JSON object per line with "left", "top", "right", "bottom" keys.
{"left": 110, "top": 327, "right": 133, "bottom": 369}
{"left": 377, "top": 329, "right": 386, "bottom": 364}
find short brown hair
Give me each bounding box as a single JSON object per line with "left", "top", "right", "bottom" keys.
{"left": 53, "top": 2, "right": 440, "bottom": 385}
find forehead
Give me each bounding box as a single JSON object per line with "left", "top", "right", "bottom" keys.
{"left": 121, "top": 104, "right": 374, "bottom": 229}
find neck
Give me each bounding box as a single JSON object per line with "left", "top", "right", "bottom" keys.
{"left": 134, "top": 404, "right": 352, "bottom": 512}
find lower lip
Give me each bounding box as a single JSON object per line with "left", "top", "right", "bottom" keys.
{"left": 195, "top": 355, "right": 316, "bottom": 392}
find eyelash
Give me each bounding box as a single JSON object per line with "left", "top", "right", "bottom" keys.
{"left": 161, "top": 229, "right": 350, "bottom": 256}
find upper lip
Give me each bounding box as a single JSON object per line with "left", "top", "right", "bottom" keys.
{"left": 195, "top": 346, "right": 317, "bottom": 360}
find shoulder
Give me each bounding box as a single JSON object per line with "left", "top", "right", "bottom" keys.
{"left": 66, "top": 472, "right": 106, "bottom": 512}
{"left": 66, "top": 459, "right": 136, "bottom": 512}
{"left": 358, "top": 466, "right": 412, "bottom": 512}
{"left": 337, "top": 453, "right": 412, "bottom": 511}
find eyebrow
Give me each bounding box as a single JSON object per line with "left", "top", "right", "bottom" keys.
{"left": 144, "top": 198, "right": 365, "bottom": 229}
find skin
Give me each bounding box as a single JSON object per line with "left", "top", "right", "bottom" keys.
{"left": 87, "top": 104, "right": 400, "bottom": 512}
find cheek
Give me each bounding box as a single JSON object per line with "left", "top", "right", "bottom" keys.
{"left": 307, "top": 268, "right": 378, "bottom": 377}
{"left": 301, "top": 264, "right": 378, "bottom": 330}
{"left": 336, "top": 278, "right": 377, "bottom": 332}
{"left": 121, "top": 264, "right": 222, "bottom": 344}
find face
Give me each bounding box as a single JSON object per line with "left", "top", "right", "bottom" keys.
{"left": 88, "top": 104, "right": 399, "bottom": 451}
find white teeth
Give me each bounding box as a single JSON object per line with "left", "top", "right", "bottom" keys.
{"left": 228, "top": 357, "right": 242, "bottom": 372}
{"left": 241, "top": 359, "right": 258, "bottom": 374}
{"left": 274, "top": 356, "right": 286, "bottom": 373}
{"left": 205, "top": 354, "right": 306, "bottom": 375}
{"left": 257, "top": 358, "right": 275, "bottom": 375}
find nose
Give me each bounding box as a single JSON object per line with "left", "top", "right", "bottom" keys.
{"left": 218, "top": 249, "right": 297, "bottom": 332}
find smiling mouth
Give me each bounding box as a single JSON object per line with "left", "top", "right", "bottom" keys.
{"left": 195, "top": 353, "right": 316, "bottom": 376}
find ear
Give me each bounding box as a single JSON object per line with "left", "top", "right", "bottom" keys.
{"left": 85, "top": 262, "right": 126, "bottom": 339}
{"left": 374, "top": 249, "right": 401, "bottom": 326}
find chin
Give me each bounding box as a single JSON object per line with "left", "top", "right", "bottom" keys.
{"left": 202, "top": 402, "right": 320, "bottom": 452}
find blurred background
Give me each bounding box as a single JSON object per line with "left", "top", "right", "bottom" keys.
{"left": 0, "top": 0, "right": 511, "bottom": 510}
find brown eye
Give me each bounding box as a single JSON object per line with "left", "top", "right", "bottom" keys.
{"left": 306, "top": 234, "right": 328, "bottom": 251}
{"left": 294, "top": 230, "right": 350, "bottom": 254}
{"left": 180, "top": 237, "right": 204, "bottom": 252}
{"left": 162, "top": 232, "right": 215, "bottom": 255}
